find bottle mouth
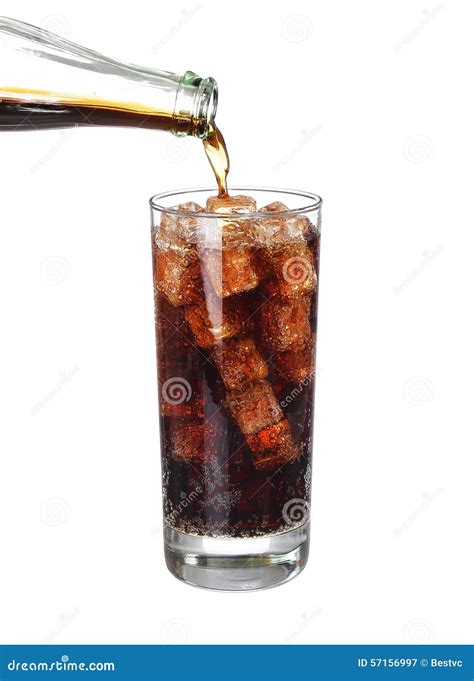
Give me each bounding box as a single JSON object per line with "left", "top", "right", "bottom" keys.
{"left": 173, "top": 72, "right": 218, "bottom": 139}
{"left": 193, "top": 77, "right": 218, "bottom": 139}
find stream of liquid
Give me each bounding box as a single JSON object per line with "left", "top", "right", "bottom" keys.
{"left": 203, "top": 126, "right": 229, "bottom": 197}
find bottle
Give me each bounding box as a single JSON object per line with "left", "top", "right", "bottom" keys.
{"left": 0, "top": 16, "right": 217, "bottom": 138}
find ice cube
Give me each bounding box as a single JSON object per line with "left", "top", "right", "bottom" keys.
{"left": 227, "top": 380, "right": 283, "bottom": 435}
{"left": 206, "top": 194, "right": 257, "bottom": 214}
{"left": 211, "top": 336, "right": 268, "bottom": 390}
{"left": 246, "top": 419, "right": 299, "bottom": 470}
{"left": 185, "top": 293, "right": 247, "bottom": 348}
{"left": 167, "top": 417, "right": 217, "bottom": 463}
{"left": 202, "top": 195, "right": 260, "bottom": 297}
{"left": 201, "top": 244, "right": 260, "bottom": 298}
{"left": 265, "top": 242, "right": 317, "bottom": 298}
{"left": 160, "top": 201, "right": 204, "bottom": 243}
{"left": 252, "top": 202, "right": 310, "bottom": 248}
{"left": 153, "top": 235, "right": 203, "bottom": 307}
{"left": 261, "top": 201, "right": 288, "bottom": 212}
{"left": 260, "top": 294, "right": 312, "bottom": 351}
{"left": 273, "top": 336, "right": 315, "bottom": 383}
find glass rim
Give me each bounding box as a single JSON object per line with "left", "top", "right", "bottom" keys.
{"left": 149, "top": 186, "right": 322, "bottom": 219}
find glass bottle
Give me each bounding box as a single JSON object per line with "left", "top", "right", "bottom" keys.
{"left": 0, "top": 16, "right": 217, "bottom": 138}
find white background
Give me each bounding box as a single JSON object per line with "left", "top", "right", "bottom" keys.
{"left": 0, "top": 0, "right": 472, "bottom": 645}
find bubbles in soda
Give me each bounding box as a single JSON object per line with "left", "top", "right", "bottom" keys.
{"left": 152, "top": 195, "right": 320, "bottom": 537}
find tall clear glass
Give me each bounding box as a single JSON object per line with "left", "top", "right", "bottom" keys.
{"left": 150, "top": 188, "right": 322, "bottom": 591}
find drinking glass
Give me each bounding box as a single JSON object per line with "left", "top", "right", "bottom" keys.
{"left": 150, "top": 187, "right": 322, "bottom": 590}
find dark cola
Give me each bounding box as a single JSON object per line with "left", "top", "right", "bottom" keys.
{"left": 152, "top": 195, "right": 319, "bottom": 537}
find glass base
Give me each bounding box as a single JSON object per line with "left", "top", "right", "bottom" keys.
{"left": 164, "top": 523, "right": 310, "bottom": 591}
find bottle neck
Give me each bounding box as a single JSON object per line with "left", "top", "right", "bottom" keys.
{"left": 173, "top": 72, "right": 218, "bottom": 139}
{"left": 0, "top": 17, "right": 218, "bottom": 138}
